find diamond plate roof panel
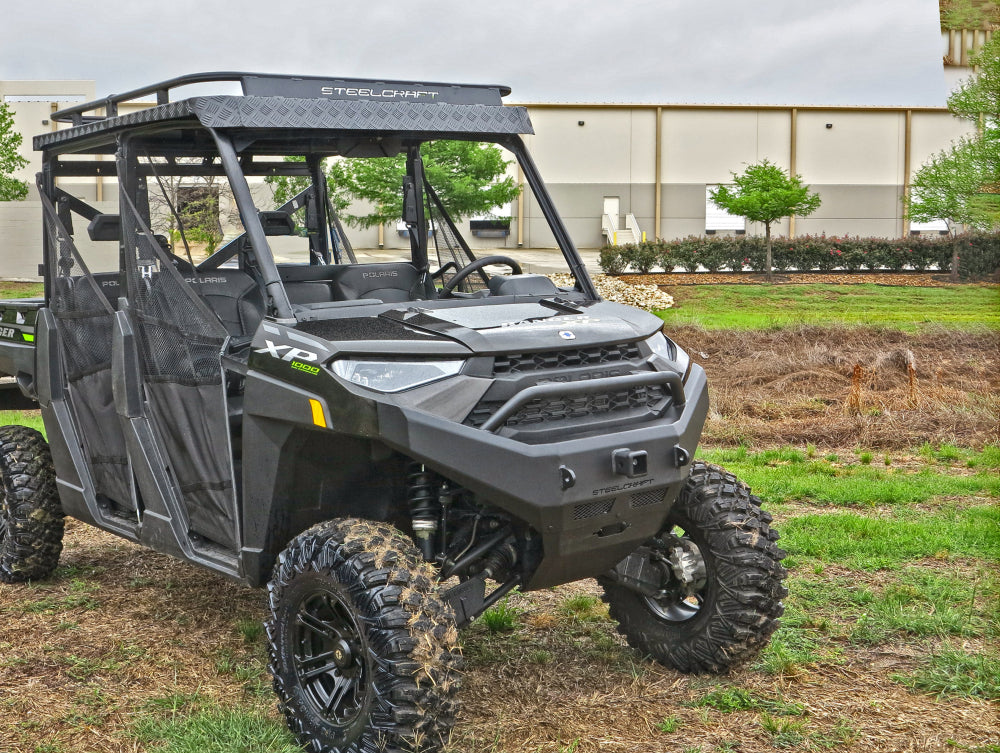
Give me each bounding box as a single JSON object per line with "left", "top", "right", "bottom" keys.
{"left": 34, "top": 95, "right": 533, "bottom": 151}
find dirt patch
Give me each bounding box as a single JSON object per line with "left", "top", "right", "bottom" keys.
{"left": 669, "top": 325, "right": 999, "bottom": 449}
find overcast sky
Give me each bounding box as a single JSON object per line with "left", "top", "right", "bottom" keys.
{"left": 2, "top": 0, "right": 947, "bottom": 107}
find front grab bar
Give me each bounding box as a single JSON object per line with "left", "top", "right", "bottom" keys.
{"left": 479, "top": 371, "right": 685, "bottom": 434}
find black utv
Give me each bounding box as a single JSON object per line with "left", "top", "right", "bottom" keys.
{"left": 0, "top": 73, "right": 786, "bottom": 752}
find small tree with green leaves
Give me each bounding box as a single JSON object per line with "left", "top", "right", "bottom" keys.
{"left": 907, "top": 33, "right": 1000, "bottom": 279}
{"left": 268, "top": 141, "right": 519, "bottom": 233}
{"left": 0, "top": 103, "right": 29, "bottom": 201}
{"left": 327, "top": 140, "right": 519, "bottom": 228}
{"left": 710, "top": 160, "right": 822, "bottom": 279}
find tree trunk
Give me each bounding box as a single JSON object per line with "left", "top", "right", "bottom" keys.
{"left": 951, "top": 236, "right": 960, "bottom": 282}
{"left": 765, "top": 222, "right": 773, "bottom": 281}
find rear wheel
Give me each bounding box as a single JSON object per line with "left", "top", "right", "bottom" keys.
{"left": 0, "top": 425, "right": 63, "bottom": 583}
{"left": 600, "top": 461, "right": 787, "bottom": 673}
{"left": 266, "top": 518, "right": 461, "bottom": 752}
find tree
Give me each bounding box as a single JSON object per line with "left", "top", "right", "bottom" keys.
{"left": 146, "top": 160, "right": 241, "bottom": 258}
{"left": 270, "top": 141, "right": 520, "bottom": 230}
{"left": 0, "top": 103, "right": 29, "bottom": 201}
{"left": 710, "top": 159, "right": 821, "bottom": 279}
{"left": 907, "top": 33, "right": 1000, "bottom": 278}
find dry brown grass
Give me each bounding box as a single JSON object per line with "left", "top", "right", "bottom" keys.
{"left": 676, "top": 325, "right": 1000, "bottom": 449}
{"left": 0, "top": 519, "right": 276, "bottom": 752}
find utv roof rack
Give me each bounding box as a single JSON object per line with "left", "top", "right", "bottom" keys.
{"left": 52, "top": 72, "right": 514, "bottom": 127}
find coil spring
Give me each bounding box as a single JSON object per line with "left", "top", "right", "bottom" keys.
{"left": 406, "top": 463, "right": 437, "bottom": 520}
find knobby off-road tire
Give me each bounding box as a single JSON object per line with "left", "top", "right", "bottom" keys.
{"left": 266, "top": 518, "right": 461, "bottom": 753}
{"left": 0, "top": 425, "right": 64, "bottom": 583}
{"left": 600, "top": 461, "right": 787, "bottom": 674}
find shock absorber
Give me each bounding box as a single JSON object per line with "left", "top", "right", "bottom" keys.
{"left": 407, "top": 463, "right": 438, "bottom": 560}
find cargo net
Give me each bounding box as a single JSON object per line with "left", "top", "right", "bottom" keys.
{"left": 121, "top": 197, "right": 227, "bottom": 386}
{"left": 424, "top": 180, "right": 486, "bottom": 293}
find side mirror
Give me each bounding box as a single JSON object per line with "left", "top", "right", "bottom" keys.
{"left": 259, "top": 210, "right": 295, "bottom": 236}
{"left": 87, "top": 213, "right": 121, "bottom": 242}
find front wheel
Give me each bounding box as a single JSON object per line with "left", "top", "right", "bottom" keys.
{"left": 266, "top": 518, "right": 461, "bottom": 752}
{"left": 599, "top": 462, "right": 787, "bottom": 673}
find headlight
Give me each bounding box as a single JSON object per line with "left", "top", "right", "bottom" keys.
{"left": 645, "top": 333, "right": 691, "bottom": 379}
{"left": 331, "top": 359, "right": 464, "bottom": 393}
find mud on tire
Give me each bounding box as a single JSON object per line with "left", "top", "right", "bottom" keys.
{"left": 266, "top": 518, "right": 461, "bottom": 752}
{"left": 600, "top": 461, "right": 787, "bottom": 674}
{"left": 0, "top": 425, "right": 64, "bottom": 583}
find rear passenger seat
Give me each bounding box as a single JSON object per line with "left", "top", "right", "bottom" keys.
{"left": 278, "top": 262, "right": 426, "bottom": 304}
{"left": 184, "top": 271, "right": 265, "bottom": 341}
{"left": 86, "top": 269, "right": 266, "bottom": 343}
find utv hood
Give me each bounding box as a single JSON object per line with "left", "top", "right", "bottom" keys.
{"left": 296, "top": 301, "right": 666, "bottom": 355}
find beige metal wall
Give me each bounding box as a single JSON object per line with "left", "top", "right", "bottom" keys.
{"left": 2, "top": 80, "right": 96, "bottom": 194}
{"left": 515, "top": 103, "right": 974, "bottom": 248}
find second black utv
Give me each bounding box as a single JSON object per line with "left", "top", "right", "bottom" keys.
{"left": 0, "top": 73, "right": 787, "bottom": 752}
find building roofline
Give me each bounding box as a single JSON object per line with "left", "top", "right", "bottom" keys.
{"left": 515, "top": 102, "right": 951, "bottom": 113}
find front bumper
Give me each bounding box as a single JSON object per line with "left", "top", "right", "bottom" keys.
{"left": 377, "top": 363, "right": 709, "bottom": 588}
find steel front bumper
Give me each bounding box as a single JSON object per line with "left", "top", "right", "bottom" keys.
{"left": 377, "top": 364, "right": 709, "bottom": 588}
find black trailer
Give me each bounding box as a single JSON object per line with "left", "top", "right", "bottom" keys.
{"left": 0, "top": 73, "right": 786, "bottom": 752}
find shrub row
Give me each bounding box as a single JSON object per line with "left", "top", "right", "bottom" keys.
{"left": 599, "top": 234, "right": 1000, "bottom": 279}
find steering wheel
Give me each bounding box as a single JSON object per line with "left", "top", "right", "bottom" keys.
{"left": 439, "top": 255, "right": 523, "bottom": 296}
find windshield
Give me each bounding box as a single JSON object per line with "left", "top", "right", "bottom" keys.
{"left": 249, "top": 140, "right": 584, "bottom": 291}
{"left": 139, "top": 133, "right": 595, "bottom": 316}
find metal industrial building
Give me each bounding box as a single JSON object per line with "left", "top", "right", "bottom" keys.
{"left": 0, "top": 32, "right": 986, "bottom": 276}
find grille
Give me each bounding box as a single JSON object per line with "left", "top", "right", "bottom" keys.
{"left": 630, "top": 488, "right": 666, "bottom": 508}
{"left": 493, "top": 343, "right": 642, "bottom": 375}
{"left": 573, "top": 499, "right": 614, "bottom": 520}
{"left": 464, "top": 383, "right": 667, "bottom": 429}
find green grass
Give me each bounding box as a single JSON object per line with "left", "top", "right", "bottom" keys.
{"left": 236, "top": 617, "right": 264, "bottom": 645}
{"left": 753, "top": 623, "right": 833, "bottom": 675}
{"left": 558, "top": 593, "right": 607, "bottom": 622}
{"left": 759, "top": 712, "right": 807, "bottom": 750}
{"left": 480, "top": 596, "right": 522, "bottom": 634}
{"left": 131, "top": 704, "right": 300, "bottom": 753}
{"left": 0, "top": 281, "right": 43, "bottom": 299}
{"left": 894, "top": 646, "right": 1000, "bottom": 701}
{"left": 780, "top": 506, "right": 1000, "bottom": 570}
{"left": 0, "top": 409, "right": 45, "bottom": 435}
{"left": 657, "top": 715, "right": 682, "bottom": 734}
{"left": 699, "top": 445, "right": 1000, "bottom": 507}
{"left": 691, "top": 687, "right": 804, "bottom": 716}
{"left": 658, "top": 284, "right": 1000, "bottom": 330}
{"left": 755, "top": 565, "right": 998, "bottom": 686}
{"left": 783, "top": 568, "right": 999, "bottom": 644}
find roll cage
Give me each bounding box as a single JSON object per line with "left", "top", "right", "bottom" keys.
{"left": 37, "top": 72, "right": 599, "bottom": 320}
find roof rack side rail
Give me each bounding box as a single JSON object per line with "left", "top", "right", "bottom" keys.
{"left": 52, "top": 72, "right": 515, "bottom": 127}
{"left": 52, "top": 72, "right": 255, "bottom": 126}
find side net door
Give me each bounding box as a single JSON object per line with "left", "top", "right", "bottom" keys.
{"left": 40, "top": 189, "right": 133, "bottom": 511}
{"left": 119, "top": 193, "right": 239, "bottom": 551}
